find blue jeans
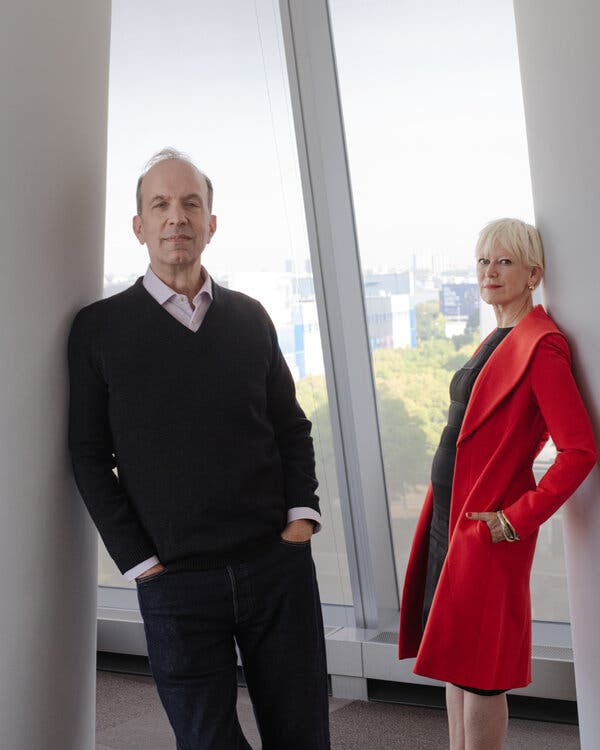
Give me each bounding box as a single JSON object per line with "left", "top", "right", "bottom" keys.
{"left": 136, "top": 537, "right": 330, "bottom": 750}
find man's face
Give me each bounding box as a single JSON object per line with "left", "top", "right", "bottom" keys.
{"left": 133, "top": 159, "right": 216, "bottom": 274}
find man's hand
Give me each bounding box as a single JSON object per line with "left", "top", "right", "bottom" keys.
{"left": 280, "top": 519, "right": 314, "bottom": 543}
{"left": 136, "top": 562, "right": 166, "bottom": 580}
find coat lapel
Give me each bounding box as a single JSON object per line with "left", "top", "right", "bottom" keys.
{"left": 457, "top": 306, "right": 563, "bottom": 445}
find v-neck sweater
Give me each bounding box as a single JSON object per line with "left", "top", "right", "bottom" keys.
{"left": 68, "top": 278, "right": 319, "bottom": 573}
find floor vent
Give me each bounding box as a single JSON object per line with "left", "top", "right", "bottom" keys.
{"left": 532, "top": 645, "right": 573, "bottom": 661}
{"left": 368, "top": 631, "right": 398, "bottom": 645}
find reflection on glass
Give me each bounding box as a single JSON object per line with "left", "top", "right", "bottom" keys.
{"left": 100, "top": 0, "right": 352, "bottom": 605}
{"left": 331, "top": 0, "right": 568, "bottom": 621}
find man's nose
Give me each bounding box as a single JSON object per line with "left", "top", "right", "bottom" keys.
{"left": 167, "top": 207, "right": 188, "bottom": 225}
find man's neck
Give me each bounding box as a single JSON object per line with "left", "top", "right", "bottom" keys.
{"left": 151, "top": 263, "right": 205, "bottom": 302}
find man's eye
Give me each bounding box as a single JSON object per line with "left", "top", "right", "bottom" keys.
{"left": 153, "top": 202, "right": 167, "bottom": 209}
{"left": 185, "top": 202, "right": 200, "bottom": 208}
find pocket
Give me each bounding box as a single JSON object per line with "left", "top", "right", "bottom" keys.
{"left": 136, "top": 567, "right": 169, "bottom": 585}
{"left": 461, "top": 520, "right": 492, "bottom": 545}
{"left": 279, "top": 536, "right": 312, "bottom": 548}
{"left": 475, "top": 520, "right": 493, "bottom": 543}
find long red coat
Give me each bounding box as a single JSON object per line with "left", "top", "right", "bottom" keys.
{"left": 398, "top": 305, "right": 597, "bottom": 689}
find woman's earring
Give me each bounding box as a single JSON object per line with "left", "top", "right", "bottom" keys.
{"left": 528, "top": 283, "right": 535, "bottom": 291}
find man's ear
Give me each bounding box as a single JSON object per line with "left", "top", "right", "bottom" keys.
{"left": 133, "top": 215, "right": 145, "bottom": 245}
{"left": 207, "top": 214, "right": 217, "bottom": 243}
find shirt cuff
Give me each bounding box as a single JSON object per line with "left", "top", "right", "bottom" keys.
{"left": 287, "top": 507, "right": 322, "bottom": 533}
{"left": 124, "top": 555, "right": 161, "bottom": 582}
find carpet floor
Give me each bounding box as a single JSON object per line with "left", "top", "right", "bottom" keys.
{"left": 96, "top": 671, "right": 579, "bottom": 749}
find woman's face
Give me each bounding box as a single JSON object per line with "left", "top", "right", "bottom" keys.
{"left": 476, "top": 243, "right": 539, "bottom": 309}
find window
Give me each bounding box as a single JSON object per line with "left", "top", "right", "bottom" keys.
{"left": 101, "top": 0, "right": 352, "bottom": 605}
{"left": 330, "top": 0, "right": 567, "bottom": 620}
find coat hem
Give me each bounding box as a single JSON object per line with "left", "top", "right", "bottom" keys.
{"left": 412, "top": 664, "right": 531, "bottom": 692}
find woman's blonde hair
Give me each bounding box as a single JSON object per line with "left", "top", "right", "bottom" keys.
{"left": 475, "top": 218, "right": 544, "bottom": 272}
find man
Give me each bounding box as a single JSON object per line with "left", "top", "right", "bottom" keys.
{"left": 68, "top": 148, "right": 330, "bottom": 749}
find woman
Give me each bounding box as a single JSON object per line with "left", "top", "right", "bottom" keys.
{"left": 398, "top": 218, "right": 597, "bottom": 750}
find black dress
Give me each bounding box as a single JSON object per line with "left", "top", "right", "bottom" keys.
{"left": 422, "top": 327, "right": 512, "bottom": 628}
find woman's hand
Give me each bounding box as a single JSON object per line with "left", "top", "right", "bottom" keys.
{"left": 465, "top": 512, "right": 506, "bottom": 543}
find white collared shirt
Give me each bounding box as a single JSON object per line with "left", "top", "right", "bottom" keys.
{"left": 143, "top": 265, "right": 213, "bottom": 332}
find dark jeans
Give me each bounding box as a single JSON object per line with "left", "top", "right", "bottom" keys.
{"left": 136, "top": 537, "right": 330, "bottom": 750}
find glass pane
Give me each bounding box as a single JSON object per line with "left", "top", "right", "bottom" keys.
{"left": 331, "top": 0, "right": 566, "bottom": 620}
{"left": 100, "top": 0, "right": 352, "bottom": 605}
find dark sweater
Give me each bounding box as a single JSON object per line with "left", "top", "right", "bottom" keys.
{"left": 68, "top": 278, "right": 319, "bottom": 573}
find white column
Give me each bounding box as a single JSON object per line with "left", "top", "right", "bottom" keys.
{"left": 0, "top": 2, "right": 111, "bottom": 748}
{"left": 513, "top": 2, "right": 600, "bottom": 747}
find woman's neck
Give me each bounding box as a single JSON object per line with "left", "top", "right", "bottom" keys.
{"left": 493, "top": 297, "right": 533, "bottom": 328}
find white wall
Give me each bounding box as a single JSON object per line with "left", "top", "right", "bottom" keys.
{"left": 0, "top": 1, "right": 111, "bottom": 747}
{"left": 513, "top": 2, "right": 600, "bottom": 747}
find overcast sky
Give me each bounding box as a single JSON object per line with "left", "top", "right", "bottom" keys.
{"left": 105, "top": 0, "right": 534, "bottom": 280}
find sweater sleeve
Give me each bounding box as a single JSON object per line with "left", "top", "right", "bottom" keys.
{"left": 263, "top": 311, "right": 320, "bottom": 513}
{"left": 503, "top": 334, "right": 597, "bottom": 539}
{"left": 68, "top": 310, "right": 158, "bottom": 573}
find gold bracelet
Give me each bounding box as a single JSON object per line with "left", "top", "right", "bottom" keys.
{"left": 498, "top": 510, "right": 515, "bottom": 542}
{"left": 496, "top": 511, "right": 513, "bottom": 541}
{"left": 496, "top": 510, "right": 519, "bottom": 542}
{"left": 500, "top": 510, "right": 520, "bottom": 540}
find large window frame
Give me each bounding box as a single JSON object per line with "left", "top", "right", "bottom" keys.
{"left": 98, "top": 0, "right": 575, "bottom": 700}
{"left": 278, "top": 0, "right": 573, "bottom": 682}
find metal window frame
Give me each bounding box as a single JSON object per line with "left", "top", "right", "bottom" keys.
{"left": 278, "top": 0, "right": 399, "bottom": 630}
{"left": 97, "top": 1, "right": 578, "bottom": 703}
{"left": 97, "top": 0, "right": 578, "bottom": 645}
{"left": 97, "top": 0, "right": 399, "bottom": 633}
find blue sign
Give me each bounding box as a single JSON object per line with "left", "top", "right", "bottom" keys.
{"left": 440, "top": 284, "right": 479, "bottom": 317}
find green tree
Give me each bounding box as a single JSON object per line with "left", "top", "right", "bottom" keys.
{"left": 295, "top": 331, "right": 478, "bottom": 505}
{"left": 415, "top": 300, "right": 446, "bottom": 343}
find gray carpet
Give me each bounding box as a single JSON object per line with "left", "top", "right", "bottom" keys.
{"left": 96, "top": 671, "right": 580, "bottom": 749}
{"left": 329, "top": 700, "right": 579, "bottom": 749}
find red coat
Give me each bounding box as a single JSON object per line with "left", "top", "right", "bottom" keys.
{"left": 398, "top": 306, "right": 597, "bottom": 689}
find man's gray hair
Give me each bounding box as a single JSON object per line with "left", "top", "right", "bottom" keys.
{"left": 136, "top": 147, "right": 213, "bottom": 214}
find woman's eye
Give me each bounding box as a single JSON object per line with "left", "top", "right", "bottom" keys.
{"left": 477, "top": 258, "right": 489, "bottom": 265}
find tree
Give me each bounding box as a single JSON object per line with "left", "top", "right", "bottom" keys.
{"left": 415, "top": 300, "right": 446, "bottom": 343}
{"left": 295, "top": 331, "right": 478, "bottom": 505}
